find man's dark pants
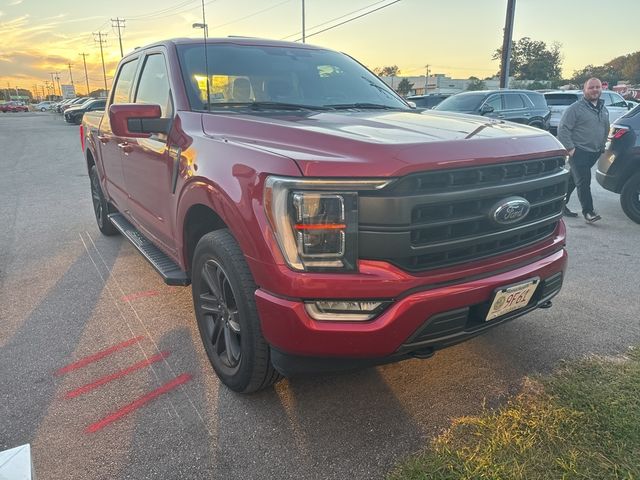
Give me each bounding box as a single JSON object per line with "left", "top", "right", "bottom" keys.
{"left": 566, "top": 148, "right": 601, "bottom": 214}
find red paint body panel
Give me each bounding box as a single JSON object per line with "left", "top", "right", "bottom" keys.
{"left": 82, "top": 37, "right": 570, "bottom": 364}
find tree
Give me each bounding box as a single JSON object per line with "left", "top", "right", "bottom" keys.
{"left": 374, "top": 65, "right": 400, "bottom": 77}
{"left": 493, "top": 37, "right": 563, "bottom": 81}
{"left": 396, "top": 78, "right": 414, "bottom": 96}
{"left": 572, "top": 51, "right": 640, "bottom": 85}
{"left": 466, "top": 77, "right": 486, "bottom": 91}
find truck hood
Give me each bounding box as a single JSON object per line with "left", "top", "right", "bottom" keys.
{"left": 201, "top": 109, "right": 565, "bottom": 177}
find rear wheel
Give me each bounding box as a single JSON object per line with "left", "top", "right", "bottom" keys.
{"left": 620, "top": 171, "right": 640, "bottom": 224}
{"left": 192, "top": 229, "right": 281, "bottom": 393}
{"left": 89, "top": 165, "right": 118, "bottom": 236}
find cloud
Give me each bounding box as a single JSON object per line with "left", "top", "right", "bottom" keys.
{"left": 8, "top": 0, "right": 24, "bottom": 5}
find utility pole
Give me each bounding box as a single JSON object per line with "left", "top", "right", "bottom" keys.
{"left": 67, "top": 63, "right": 75, "bottom": 88}
{"left": 111, "top": 17, "right": 126, "bottom": 57}
{"left": 49, "top": 72, "right": 58, "bottom": 96}
{"left": 301, "top": 0, "right": 306, "bottom": 43}
{"left": 499, "top": 0, "right": 516, "bottom": 89}
{"left": 425, "top": 64, "right": 430, "bottom": 94}
{"left": 79, "top": 53, "right": 91, "bottom": 95}
{"left": 54, "top": 72, "right": 62, "bottom": 99}
{"left": 93, "top": 32, "right": 109, "bottom": 94}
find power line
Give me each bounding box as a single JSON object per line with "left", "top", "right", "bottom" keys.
{"left": 127, "top": 0, "right": 218, "bottom": 22}
{"left": 293, "top": 0, "right": 401, "bottom": 42}
{"left": 282, "top": 0, "right": 389, "bottom": 40}
{"left": 126, "top": 0, "right": 196, "bottom": 20}
{"left": 210, "top": 0, "right": 291, "bottom": 30}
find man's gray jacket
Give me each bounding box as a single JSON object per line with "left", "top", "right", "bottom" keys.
{"left": 557, "top": 98, "right": 609, "bottom": 153}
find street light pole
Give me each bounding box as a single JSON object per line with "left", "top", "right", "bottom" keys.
{"left": 302, "top": 0, "right": 306, "bottom": 43}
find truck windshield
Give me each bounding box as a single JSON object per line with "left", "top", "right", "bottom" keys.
{"left": 176, "top": 43, "right": 409, "bottom": 112}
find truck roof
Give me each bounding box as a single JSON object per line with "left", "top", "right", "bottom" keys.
{"left": 127, "top": 36, "right": 327, "bottom": 57}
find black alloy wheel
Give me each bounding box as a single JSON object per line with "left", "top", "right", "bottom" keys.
{"left": 192, "top": 229, "right": 281, "bottom": 393}
{"left": 198, "top": 259, "right": 242, "bottom": 372}
{"left": 620, "top": 171, "right": 640, "bottom": 224}
{"left": 89, "top": 165, "right": 118, "bottom": 236}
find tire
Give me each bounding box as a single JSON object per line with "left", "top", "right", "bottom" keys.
{"left": 89, "top": 165, "right": 119, "bottom": 236}
{"left": 620, "top": 171, "right": 640, "bottom": 224}
{"left": 191, "top": 229, "right": 282, "bottom": 393}
{"left": 40, "top": 107, "right": 46, "bottom": 112}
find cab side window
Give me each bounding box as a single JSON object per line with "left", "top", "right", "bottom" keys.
{"left": 135, "top": 54, "right": 173, "bottom": 117}
{"left": 112, "top": 60, "right": 138, "bottom": 104}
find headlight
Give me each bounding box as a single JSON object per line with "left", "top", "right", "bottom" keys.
{"left": 264, "top": 176, "right": 392, "bottom": 272}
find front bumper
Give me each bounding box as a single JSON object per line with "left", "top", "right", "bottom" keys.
{"left": 256, "top": 246, "right": 567, "bottom": 373}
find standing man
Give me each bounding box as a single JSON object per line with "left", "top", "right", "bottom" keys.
{"left": 558, "top": 77, "right": 609, "bottom": 223}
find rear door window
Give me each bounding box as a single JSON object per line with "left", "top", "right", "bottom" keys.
{"left": 504, "top": 94, "right": 525, "bottom": 110}
{"left": 544, "top": 94, "right": 580, "bottom": 106}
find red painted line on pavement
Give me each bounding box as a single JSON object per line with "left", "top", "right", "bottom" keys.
{"left": 55, "top": 336, "right": 145, "bottom": 376}
{"left": 85, "top": 373, "right": 192, "bottom": 433}
{"left": 121, "top": 290, "right": 160, "bottom": 302}
{"left": 64, "top": 351, "right": 171, "bottom": 399}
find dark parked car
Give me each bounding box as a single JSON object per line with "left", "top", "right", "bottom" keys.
{"left": 434, "top": 89, "right": 551, "bottom": 130}
{"left": 596, "top": 104, "right": 640, "bottom": 223}
{"left": 406, "top": 94, "right": 451, "bottom": 109}
{"left": 64, "top": 98, "right": 106, "bottom": 124}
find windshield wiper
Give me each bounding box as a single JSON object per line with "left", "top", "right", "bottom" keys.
{"left": 324, "top": 103, "right": 398, "bottom": 110}
{"left": 207, "top": 101, "right": 333, "bottom": 111}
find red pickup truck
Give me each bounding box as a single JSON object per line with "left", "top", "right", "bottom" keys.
{"left": 82, "top": 38, "right": 568, "bottom": 393}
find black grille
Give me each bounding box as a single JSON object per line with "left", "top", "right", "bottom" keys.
{"left": 358, "top": 157, "right": 568, "bottom": 272}
{"left": 387, "top": 157, "right": 565, "bottom": 195}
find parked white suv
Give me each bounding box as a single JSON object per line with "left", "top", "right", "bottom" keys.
{"left": 544, "top": 90, "right": 631, "bottom": 135}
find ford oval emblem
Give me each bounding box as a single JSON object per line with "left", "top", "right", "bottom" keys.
{"left": 490, "top": 196, "right": 531, "bottom": 225}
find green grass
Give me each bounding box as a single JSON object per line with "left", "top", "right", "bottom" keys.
{"left": 389, "top": 347, "right": 640, "bottom": 480}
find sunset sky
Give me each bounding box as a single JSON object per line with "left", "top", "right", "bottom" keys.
{"left": 1, "top": 0, "right": 637, "bottom": 97}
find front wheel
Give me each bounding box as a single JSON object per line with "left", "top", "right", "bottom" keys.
{"left": 191, "top": 229, "right": 281, "bottom": 393}
{"left": 89, "top": 165, "right": 119, "bottom": 235}
{"left": 620, "top": 171, "right": 640, "bottom": 224}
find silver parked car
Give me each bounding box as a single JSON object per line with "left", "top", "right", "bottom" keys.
{"left": 544, "top": 90, "right": 631, "bottom": 135}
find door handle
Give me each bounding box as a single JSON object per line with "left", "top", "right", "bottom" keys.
{"left": 117, "top": 142, "right": 133, "bottom": 154}
{"left": 97, "top": 135, "right": 109, "bottom": 144}
{"left": 497, "top": 115, "right": 505, "bottom": 118}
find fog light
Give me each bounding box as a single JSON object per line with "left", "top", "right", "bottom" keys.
{"left": 304, "top": 300, "right": 390, "bottom": 321}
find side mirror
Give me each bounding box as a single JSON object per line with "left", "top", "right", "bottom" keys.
{"left": 480, "top": 104, "right": 494, "bottom": 114}
{"left": 407, "top": 101, "right": 417, "bottom": 109}
{"left": 109, "top": 103, "right": 169, "bottom": 138}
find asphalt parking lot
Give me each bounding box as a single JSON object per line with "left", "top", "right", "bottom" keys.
{"left": 1, "top": 112, "right": 639, "bottom": 480}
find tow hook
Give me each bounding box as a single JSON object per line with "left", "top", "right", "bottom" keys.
{"left": 538, "top": 300, "right": 553, "bottom": 309}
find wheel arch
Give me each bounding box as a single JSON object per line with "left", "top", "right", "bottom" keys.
{"left": 182, "top": 203, "right": 229, "bottom": 273}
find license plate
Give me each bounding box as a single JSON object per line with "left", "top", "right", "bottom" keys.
{"left": 486, "top": 278, "right": 539, "bottom": 321}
